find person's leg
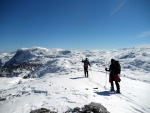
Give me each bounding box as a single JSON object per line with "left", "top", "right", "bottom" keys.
{"left": 84, "top": 70, "right": 86, "bottom": 77}
{"left": 84, "top": 67, "right": 87, "bottom": 77}
{"left": 85, "top": 67, "right": 88, "bottom": 77}
{"left": 86, "top": 67, "right": 89, "bottom": 77}
{"left": 110, "top": 81, "right": 114, "bottom": 91}
{"left": 115, "top": 81, "right": 120, "bottom": 93}
{"left": 110, "top": 75, "right": 114, "bottom": 91}
{"left": 87, "top": 70, "right": 89, "bottom": 77}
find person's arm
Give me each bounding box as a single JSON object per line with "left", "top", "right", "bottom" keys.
{"left": 82, "top": 60, "right": 84, "bottom": 63}
{"left": 88, "top": 61, "right": 91, "bottom": 67}
{"left": 105, "top": 68, "right": 108, "bottom": 71}
{"left": 105, "top": 65, "right": 111, "bottom": 71}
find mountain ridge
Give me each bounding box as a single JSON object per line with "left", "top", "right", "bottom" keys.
{"left": 0, "top": 46, "right": 150, "bottom": 113}
{"left": 0, "top": 45, "right": 150, "bottom": 81}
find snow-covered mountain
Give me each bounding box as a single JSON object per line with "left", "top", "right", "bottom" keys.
{"left": 0, "top": 52, "right": 15, "bottom": 67}
{"left": 1, "top": 46, "right": 150, "bottom": 82}
{"left": 0, "top": 46, "right": 150, "bottom": 113}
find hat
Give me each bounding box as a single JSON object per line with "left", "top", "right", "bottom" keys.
{"left": 111, "top": 59, "right": 115, "bottom": 63}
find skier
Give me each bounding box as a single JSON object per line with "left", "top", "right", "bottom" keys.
{"left": 82, "top": 58, "right": 91, "bottom": 78}
{"left": 105, "top": 59, "right": 121, "bottom": 93}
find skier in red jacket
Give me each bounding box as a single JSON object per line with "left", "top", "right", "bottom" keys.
{"left": 105, "top": 59, "right": 121, "bottom": 93}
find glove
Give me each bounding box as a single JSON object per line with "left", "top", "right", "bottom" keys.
{"left": 105, "top": 68, "right": 107, "bottom": 71}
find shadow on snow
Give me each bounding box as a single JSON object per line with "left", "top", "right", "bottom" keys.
{"left": 70, "top": 77, "right": 85, "bottom": 79}
{"left": 94, "top": 91, "right": 115, "bottom": 96}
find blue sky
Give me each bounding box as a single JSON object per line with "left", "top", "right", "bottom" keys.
{"left": 0, "top": 0, "right": 150, "bottom": 52}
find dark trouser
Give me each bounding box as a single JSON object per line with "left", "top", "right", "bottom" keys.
{"left": 111, "top": 81, "right": 120, "bottom": 90}
{"left": 115, "top": 81, "right": 120, "bottom": 91}
{"left": 110, "top": 74, "right": 120, "bottom": 91}
{"left": 84, "top": 67, "right": 88, "bottom": 77}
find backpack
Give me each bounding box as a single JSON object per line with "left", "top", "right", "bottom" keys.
{"left": 115, "top": 61, "right": 121, "bottom": 74}
{"left": 82, "top": 59, "right": 89, "bottom": 67}
{"left": 84, "top": 60, "right": 89, "bottom": 67}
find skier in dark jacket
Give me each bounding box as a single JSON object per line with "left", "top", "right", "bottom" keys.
{"left": 82, "top": 58, "right": 91, "bottom": 78}
{"left": 105, "top": 59, "right": 121, "bottom": 93}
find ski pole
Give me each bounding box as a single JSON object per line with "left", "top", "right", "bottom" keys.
{"left": 104, "top": 70, "right": 107, "bottom": 89}
{"left": 104, "top": 61, "right": 108, "bottom": 89}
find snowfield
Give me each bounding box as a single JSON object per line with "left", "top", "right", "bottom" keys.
{"left": 0, "top": 46, "right": 150, "bottom": 113}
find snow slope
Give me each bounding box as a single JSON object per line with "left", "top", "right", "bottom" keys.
{"left": 0, "top": 45, "right": 150, "bottom": 113}
{"left": 0, "top": 71, "right": 150, "bottom": 113}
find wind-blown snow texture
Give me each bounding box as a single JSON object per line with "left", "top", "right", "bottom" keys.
{"left": 0, "top": 46, "right": 150, "bottom": 113}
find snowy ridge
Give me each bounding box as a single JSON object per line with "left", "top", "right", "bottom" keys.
{"left": 0, "top": 46, "right": 150, "bottom": 113}
{"left": 0, "top": 46, "right": 150, "bottom": 82}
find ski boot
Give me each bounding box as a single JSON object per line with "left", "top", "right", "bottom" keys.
{"left": 110, "top": 87, "right": 115, "bottom": 92}
{"left": 115, "top": 89, "right": 120, "bottom": 94}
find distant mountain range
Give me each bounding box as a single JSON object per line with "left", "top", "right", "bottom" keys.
{"left": 0, "top": 46, "right": 150, "bottom": 78}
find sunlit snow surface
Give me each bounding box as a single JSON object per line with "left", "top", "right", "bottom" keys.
{"left": 0, "top": 46, "right": 150, "bottom": 113}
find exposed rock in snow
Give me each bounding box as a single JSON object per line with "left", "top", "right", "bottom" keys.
{"left": 66, "top": 102, "right": 110, "bottom": 113}
{"left": 30, "top": 102, "right": 110, "bottom": 113}
{"left": 30, "top": 108, "right": 55, "bottom": 113}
